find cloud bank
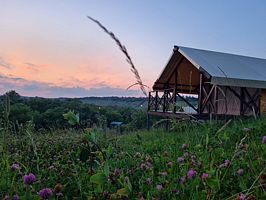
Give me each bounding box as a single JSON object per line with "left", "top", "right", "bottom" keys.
{"left": 0, "top": 75, "right": 141, "bottom": 98}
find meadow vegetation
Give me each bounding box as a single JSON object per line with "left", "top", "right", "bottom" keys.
{"left": 0, "top": 91, "right": 266, "bottom": 199}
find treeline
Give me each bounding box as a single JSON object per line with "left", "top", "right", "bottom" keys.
{"left": 0, "top": 91, "right": 147, "bottom": 131}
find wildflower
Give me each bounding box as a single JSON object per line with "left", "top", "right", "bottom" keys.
{"left": 167, "top": 161, "right": 173, "bottom": 166}
{"left": 219, "top": 159, "right": 231, "bottom": 168}
{"left": 156, "top": 184, "right": 163, "bottom": 191}
{"left": 3, "top": 195, "right": 20, "bottom": 200}
{"left": 38, "top": 188, "right": 53, "bottom": 199}
{"left": 146, "top": 162, "right": 153, "bottom": 170}
{"left": 172, "top": 189, "right": 179, "bottom": 195}
{"left": 48, "top": 165, "right": 55, "bottom": 171}
{"left": 184, "top": 152, "right": 189, "bottom": 158}
{"left": 179, "top": 176, "right": 186, "bottom": 184}
{"left": 12, "top": 195, "right": 20, "bottom": 200}
{"left": 187, "top": 169, "right": 197, "bottom": 179}
{"left": 103, "top": 191, "right": 109, "bottom": 199}
{"left": 3, "top": 195, "right": 9, "bottom": 200}
{"left": 159, "top": 171, "right": 167, "bottom": 176}
{"left": 145, "top": 177, "right": 152, "bottom": 185}
{"left": 140, "top": 163, "right": 146, "bottom": 170}
{"left": 145, "top": 155, "right": 152, "bottom": 163}
{"left": 181, "top": 143, "right": 187, "bottom": 150}
{"left": 236, "top": 193, "right": 246, "bottom": 200}
{"left": 191, "top": 155, "right": 197, "bottom": 160}
{"left": 114, "top": 168, "right": 121, "bottom": 176}
{"left": 177, "top": 157, "right": 184, "bottom": 163}
{"left": 11, "top": 163, "right": 20, "bottom": 172}
{"left": 135, "top": 152, "right": 141, "bottom": 158}
{"left": 224, "top": 159, "right": 230, "bottom": 167}
{"left": 23, "top": 173, "right": 36, "bottom": 185}
{"left": 259, "top": 172, "right": 266, "bottom": 184}
{"left": 201, "top": 173, "right": 209, "bottom": 181}
{"left": 262, "top": 135, "right": 266, "bottom": 144}
{"left": 237, "top": 168, "right": 244, "bottom": 176}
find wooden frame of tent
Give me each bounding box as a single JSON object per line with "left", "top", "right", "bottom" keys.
{"left": 147, "top": 46, "right": 265, "bottom": 127}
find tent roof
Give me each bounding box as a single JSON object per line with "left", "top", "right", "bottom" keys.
{"left": 153, "top": 46, "right": 266, "bottom": 89}
{"left": 177, "top": 46, "right": 266, "bottom": 88}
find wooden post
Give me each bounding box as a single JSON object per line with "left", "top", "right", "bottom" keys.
{"left": 148, "top": 91, "right": 151, "bottom": 111}
{"left": 174, "top": 67, "right": 178, "bottom": 113}
{"left": 214, "top": 85, "right": 218, "bottom": 115}
{"left": 147, "top": 114, "right": 150, "bottom": 131}
{"left": 198, "top": 73, "right": 203, "bottom": 114}
{"left": 163, "top": 90, "right": 166, "bottom": 112}
{"left": 240, "top": 87, "right": 244, "bottom": 116}
{"left": 155, "top": 91, "right": 158, "bottom": 112}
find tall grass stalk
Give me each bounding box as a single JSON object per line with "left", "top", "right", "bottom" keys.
{"left": 87, "top": 16, "right": 148, "bottom": 96}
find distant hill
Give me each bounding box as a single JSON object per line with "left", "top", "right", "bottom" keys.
{"left": 76, "top": 96, "right": 148, "bottom": 108}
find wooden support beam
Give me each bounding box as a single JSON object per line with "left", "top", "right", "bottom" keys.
{"left": 173, "top": 68, "right": 178, "bottom": 113}
{"left": 201, "top": 85, "right": 215, "bottom": 111}
{"left": 155, "top": 91, "right": 158, "bottom": 112}
{"left": 176, "top": 92, "right": 198, "bottom": 112}
{"left": 148, "top": 91, "right": 151, "bottom": 111}
{"left": 227, "top": 86, "right": 254, "bottom": 113}
{"left": 198, "top": 73, "right": 203, "bottom": 114}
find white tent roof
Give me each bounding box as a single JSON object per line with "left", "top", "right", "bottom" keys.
{"left": 177, "top": 46, "right": 266, "bottom": 88}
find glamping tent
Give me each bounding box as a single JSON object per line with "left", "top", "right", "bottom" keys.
{"left": 148, "top": 46, "right": 266, "bottom": 120}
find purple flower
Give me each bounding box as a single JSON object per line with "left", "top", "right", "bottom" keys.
{"left": 12, "top": 195, "right": 20, "bottom": 200}
{"left": 177, "top": 157, "right": 184, "bottom": 163}
{"left": 167, "top": 161, "right": 173, "bottom": 166}
{"left": 48, "top": 165, "right": 55, "bottom": 171}
{"left": 238, "top": 193, "right": 246, "bottom": 200}
{"left": 184, "top": 152, "right": 190, "bottom": 158}
{"left": 262, "top": 135, "right": 266, "bottom": 144}
{"left": 3, "top": 195, "right": 20, "bottom": 200}
{"left": 146, "top": 162, "right": 153, "bottom": 170}
{"left": 23, "top": 173, "right": 36, "bottom": 185}
{"left": 179, "top": 176, "right": 186, "bottom": 184}
{"left": 224, "top": 159, "right": 230, "bottom": 167}
{"left": 187, "top": 169, "right": 197, "bottom": 179}
{"left": 156, "top": 184, "right": 163, "bottom": 191}
{"left": 145, "top": 177, "right": 152, "bottom": 185}
{"left": 201, "top": 173, "right": 209, "bottom": 181}
{"left": 38, "top": 188, "right": 53, "bottom": 199}
{"left": 159, "top": 171, "right": 167, "bottom": 176}
{"left": 11, "top": 163, "right": 20, "bottom": 172}
{"left": 3, "top": 195, "right": 9, "bottom": 200}
{"left": 181, "top": 143, "right": 187, "bottom": 150}
{"left": 172, "top": 188, "right": 180, "bottom": 195}
{"left": 237, "top": 168, "right": 244, "bottom": 176}
{"left": 140, "top": 163, "right": 146, "bottom": 170}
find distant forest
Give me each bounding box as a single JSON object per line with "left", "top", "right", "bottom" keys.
{"left": 0, "top": 91, "right": 197, "bottom": 132}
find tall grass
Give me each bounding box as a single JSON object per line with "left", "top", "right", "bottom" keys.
{"left": 87, "top": 16, "right": 148, "bottom": 97}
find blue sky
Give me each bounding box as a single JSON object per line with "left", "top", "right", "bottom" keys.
{"left": 0, "top": 0, "right": 266, "bottom": 97}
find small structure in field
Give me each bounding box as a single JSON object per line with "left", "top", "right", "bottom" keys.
{"left": 110, "top": 121, "right": 123, "bottom": 133}
{"left": 148, "top": 46, "right": 266, "bottom": 122}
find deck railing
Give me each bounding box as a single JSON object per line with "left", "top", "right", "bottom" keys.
{"left": 148, "top": 89, "right": 199, "bottom": 114}
{"left": 148, "top": 89, "right": 176, "bottom": 113}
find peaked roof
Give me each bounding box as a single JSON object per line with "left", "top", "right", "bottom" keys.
{"left": 176, "top": 46, "right": 266, "bottom": 88}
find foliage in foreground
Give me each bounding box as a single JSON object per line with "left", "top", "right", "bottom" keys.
{"left": 0, "top": 118, "right": 266, "bottom": 199}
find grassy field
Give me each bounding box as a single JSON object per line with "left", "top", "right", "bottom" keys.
{"left": 1, "top": 118, "right": 266, "bottom": 199}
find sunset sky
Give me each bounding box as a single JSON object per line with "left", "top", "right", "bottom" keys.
{"left": 1, "top": 0, "right": 266, "bottom": 97}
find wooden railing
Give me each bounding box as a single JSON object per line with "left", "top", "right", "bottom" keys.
{"left": 148, "top": 89, "right": 176, "bottom": 113}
